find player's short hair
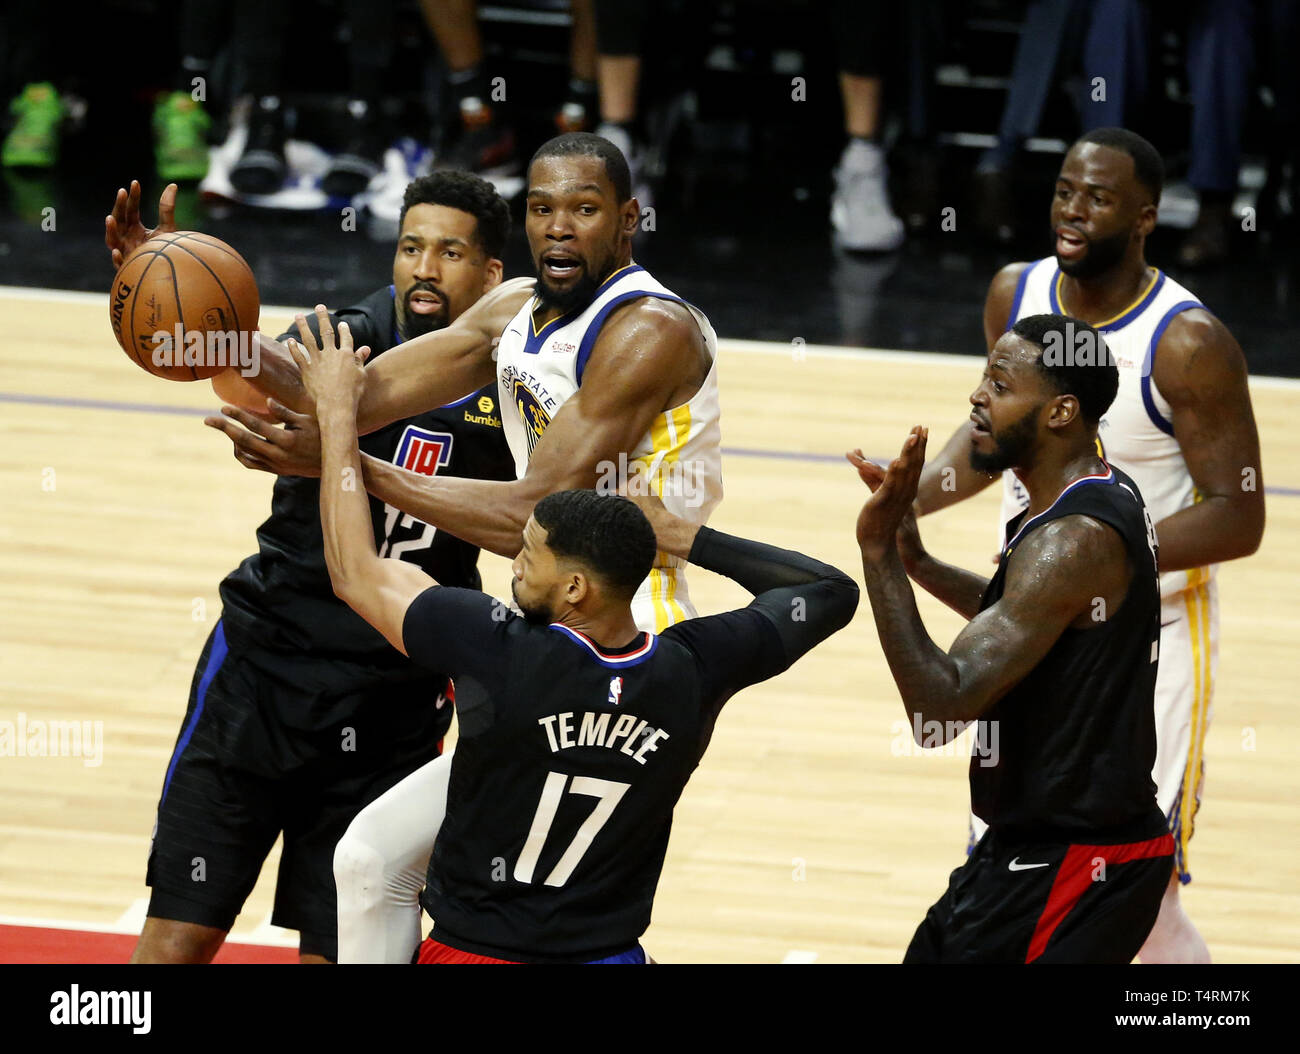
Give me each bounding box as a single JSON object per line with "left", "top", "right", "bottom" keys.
{"left": 1071, "top": 127, "right": 1164, "bottom": 204}
{"left": 533, "top": 490, "right": 656, "bottom": 598}
{"left": 1011, "top": 313, "right": 1119, "bottom": 424}
{"left": 399, "top": 171, "right": 511, "bottom": 259}
{"left": 529, "top": 132, "right": 632, "bottom": 204}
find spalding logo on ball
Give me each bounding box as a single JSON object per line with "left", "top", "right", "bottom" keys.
{"left": 109, "top": 232, "right": 261, "bottom": 381}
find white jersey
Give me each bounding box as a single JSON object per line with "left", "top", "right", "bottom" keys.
{"left": 999, "top": 258, "right": 1211, "bottom": 602}
{"left": 493, "top": 263, "right": 724, "bottom": 630}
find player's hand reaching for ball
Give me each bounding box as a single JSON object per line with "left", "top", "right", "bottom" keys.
{"left": 204, "top": 399, "right": 324, "bottom": 479}
{"left": 286, "top": 305, "right": 371, "bottom": 412}
{"left": 848, "top": 426, "right": 928, "bottom": 564}
{"left": 105, "top": 180, "right": 177, "bottom": 271}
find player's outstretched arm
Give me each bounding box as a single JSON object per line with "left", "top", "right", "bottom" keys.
{"left": 207, "top": 278, "right": 534, "bottom": 440}
{"left": 627, "top": 491, "right": 859, "bottom": 713}
{"left": 293, "top": 310, "right": 439, "bottom": 655}
{"left": 849, "top": 449, "right": 989, "bottom": 618}
{"left": 918, "top": 517, "right": 1128, "bottom": 726}
{"left": 1147, "top": 308, "right": 1265, "bottom": 569}
{"left": 356, "top": 276, "right": 535, "bottom": 434}
{"left": 856, "top": 427, "right": 1127, "bottom": 735}
{"left": 359, "top": 296, "right": 701, "bottom": 557}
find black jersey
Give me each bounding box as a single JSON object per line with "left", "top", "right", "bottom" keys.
{"left": 969, "top": 462, "right": 1166, "bottom": 841}
{"left": 217, "top": 286, "right": 516, "bottom": 721}
{"left": 401, "top": 527, "right": 859, "bottom": 963}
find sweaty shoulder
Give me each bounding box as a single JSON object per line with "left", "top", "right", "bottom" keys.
{"left": 1008, "top": 513, "right": 1129, "bottom": 621}
{"left": 1152, "top": 306, "right": 1243, "bottom": 393}
{"left": 593, "top": 296, "right": 709, "bottom": 376}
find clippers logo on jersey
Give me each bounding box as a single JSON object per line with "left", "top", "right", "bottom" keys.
{"left": 394, "top": 426, "right": 454, "bottom": 476}
{"left": 512, "top": 378, "right": 551, "bottom": 459}
{"left": 608, "top": 676, "right": 623, "bottom": 706}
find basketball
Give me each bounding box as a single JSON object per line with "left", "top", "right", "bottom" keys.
{"left": 109, "top": 232, "right": 260, "bottom": 381}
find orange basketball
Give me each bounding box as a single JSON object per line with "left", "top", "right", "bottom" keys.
{"left": 109, "top": 231, "right": 260, "bottom": 381}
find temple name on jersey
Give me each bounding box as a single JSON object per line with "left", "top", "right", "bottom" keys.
{"left": 537, "top": 711, "right": 671, "bottom": 765}
{"left": 594, "top": 451, "right": 710, "bottom": 510}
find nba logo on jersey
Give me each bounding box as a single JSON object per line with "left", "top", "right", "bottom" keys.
{"left": 608, "top": 676, "right": 623, "bottom": 706}
{"left": 395, "top": 426, "right": 453, "bottom": 476}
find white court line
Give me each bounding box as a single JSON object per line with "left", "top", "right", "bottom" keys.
{"left": 248, "top": 911, "right": 298, "bottom": 945}
{"left": 112, "top": 897, "right": 150, "bottom": 931}
{"left": 0, "top": 911, "right": 299, "bottom": 948}
{"left": 782, "top": 949, "right": 819, "bottom": 964}
{"left": 4, "top": 284, "right": 1300, "bottom": 386}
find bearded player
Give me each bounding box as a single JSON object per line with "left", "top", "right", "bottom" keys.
{"left": 104, "top": 172, "right": 517, "bottom": 962}
{"left": 211, "top": 132, "right": 724, "bottom": 960}
{"left": 914, "top": 129, "right": 1264, "bottom": 963}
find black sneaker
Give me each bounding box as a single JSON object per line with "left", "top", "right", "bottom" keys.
{"left": 322, "top": 98, "right": 386, "bottom": 198}
{"left": 435, "top": 98, "right": 518, "bottom": 176}
{"left": 230, "top": 96, "right": 287, "bottom": 196}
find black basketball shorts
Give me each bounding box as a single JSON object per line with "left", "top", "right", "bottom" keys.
{"left": 144, "top": 620, "right": 449, "bottom": 960}
{"left": 904, "top": 825, "right": 1174, "bottom": 964}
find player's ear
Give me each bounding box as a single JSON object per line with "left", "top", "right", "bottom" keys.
{"left": 564, "top": 570, "right": 589, "bottom": 607}
{"left": 622, "top": 196, "right": 641, "bottom": 237}
{"left": 483, "top": 256, "right": 504, "bottom": 290}
{"left": 1136, "top": 202, "right": 1157, "bottom": 240}
{"left": 1049, "top": 394, "right": 1080, "bottom": 430}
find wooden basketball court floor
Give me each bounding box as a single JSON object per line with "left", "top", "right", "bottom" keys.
{"left": 1, "top": 286, "right": 1296, "bottom": 964}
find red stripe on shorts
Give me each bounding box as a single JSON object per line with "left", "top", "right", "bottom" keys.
{"left": 1025, "top": 832, "right": 1174, "bottom": 963}
{"left": 417, "top": 937, "right": 523, "bottom": 965}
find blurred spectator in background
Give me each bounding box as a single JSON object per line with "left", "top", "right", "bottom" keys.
{"left": 153, "top": 0, "right": 227, "bottom": 183}
{"left": 229, "top": 0, "right": 400, "bottom": 197}
{"left": 593, "top": 0, "right": 907, "bottom": 252}
{"left": 2, "top": 0, "right": 215, "bottom": 181}
{"left": 1, "top": 0, "right": 72, "bottom": 169}
{"left": 971, "top": 0, "right": 1141, "bottom": 244}
{"left": 420, "top": 0, "right": 598, "bottom": 176}
{"left": 970, "top": 0, "right": 1261, "bottom": 268}
{"left": 1257, "top": 0, "right": 1300, "bottom": 238}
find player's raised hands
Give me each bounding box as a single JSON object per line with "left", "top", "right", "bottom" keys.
{"left": 205, "top": 399, "right": 325, "bottom": 478}
{"left": 105, "top": 180, "right": 177, "bottom": 271}
{"left": 285, "top": 305, "right": 372, "bottom": 411}
{"left": 848, "top": 426, "right": 928, "bottom": 563}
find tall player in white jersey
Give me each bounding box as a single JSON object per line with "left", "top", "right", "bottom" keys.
{"left": 212, "top": 133, "right": 723, "bottom": 960}
{"left": 915, "top": 129, "right": 1264, "bottom": 963}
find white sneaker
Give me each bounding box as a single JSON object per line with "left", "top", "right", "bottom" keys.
{"left": 831, "top": 139, "right": 904, "bottom": 252}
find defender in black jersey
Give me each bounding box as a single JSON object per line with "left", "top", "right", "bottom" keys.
{"left": 293, "top": 313, "right": 857, "bottom": 962}
{"left": 851, "top": 313, "right": 1172, "bottom": 964}
{"left": 116, "top": 174, "right": 515, "bottom": 963}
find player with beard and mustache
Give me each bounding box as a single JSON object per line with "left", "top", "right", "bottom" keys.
{"left": 210, "top": 132, "right": 724, "bottom": 961}
{"left": 913, "top": 128, "right": 1264, "bottom": 963}
{"left": 103, "top": 171, "right": 516, "bottom": 963}
{"left": 853, "top": 314, "right": 1173, "bottom": 963}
